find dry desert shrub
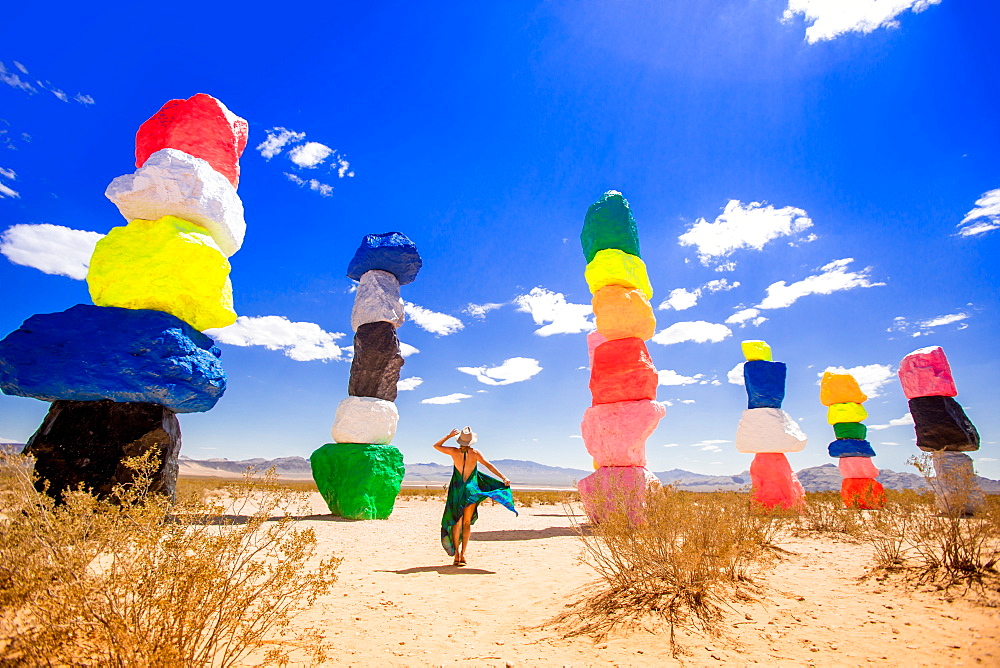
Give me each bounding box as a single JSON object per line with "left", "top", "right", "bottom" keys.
{"left": 557, "top": 486, "right": 777, "bottom": 649}
{"left": 176, "top": 475, "right": 319, "bottom": 503}
{"left": 860, "top": 459, "right": 1000, "bottom": 595}
{"left": 798, "top": 491, "right": 864, "bottom": 536}
{"left": 0, "top": 451, "right": 340, "bottom": 667}
{"left": 397, "top": 485, "right": 447, "bottom": 500}
{"left": 514, "top": 489, "right": 580, "bottom": 507}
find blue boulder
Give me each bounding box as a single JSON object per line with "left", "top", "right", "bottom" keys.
{"left": 743, "top": 360, "right": 786, "bottom": 409}
{"left": 828, "top": 439, "right": 876, "bottom": 458}
{"left": 0, "top": 304, "right": 226, "bottom": 413}
{"left": 346, "top": 232, "right": 422, "bottom": 285}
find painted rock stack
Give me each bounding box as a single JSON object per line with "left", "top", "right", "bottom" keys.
{"left": 898, "top": 346, "right": 984, "bottom": 515}
{"left": 0, "top": 94, "right": 245, "bottom": 500}
{"left": 735, "top": 340, "right": 807, "bottom": 510}
{"left": 577, "top": 191, "right": 663, "bottom": 522}
{"left": 820, "top": 371, "right": 885, "bottom": 509}
{"left": 310, "top": 233, "right": 420, "bottom": 520}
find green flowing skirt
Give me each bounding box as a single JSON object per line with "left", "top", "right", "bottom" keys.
{"left": 441, "top": 466, "right": 517, "bottom": 556}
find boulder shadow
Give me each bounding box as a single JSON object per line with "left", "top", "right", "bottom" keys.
{"left": 380, "top": 565, "right": 495, "bottom": 575}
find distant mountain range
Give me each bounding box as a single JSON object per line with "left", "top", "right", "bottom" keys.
{"left": 174, "top": 454, "right": 1000, "bottom": 494}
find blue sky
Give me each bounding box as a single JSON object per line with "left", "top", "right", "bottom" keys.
{"left": 1, "top": 1, "right": 997, "bottom": 477}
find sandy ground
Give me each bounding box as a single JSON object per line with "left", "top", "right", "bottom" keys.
{"left": 262, "top": 495, "right": 999, "bottom": 667}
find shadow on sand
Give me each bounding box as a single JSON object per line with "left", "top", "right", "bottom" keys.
{"left": 380, "top": 565, "right": 496, "bottom": 575}
{"left": 471, "top": 526, "right": 578, "bottom": 541}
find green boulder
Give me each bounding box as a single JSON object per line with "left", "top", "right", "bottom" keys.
{"left": 310, "top": 443, "right": 405, "bottom": 519}
{"left": 833, "top": 422, "right": 867, "bottom": 440}
{"left": 581, "top": 190, "right": 641, "bottom": 264}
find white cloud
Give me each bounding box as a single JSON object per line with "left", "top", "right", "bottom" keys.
{"left": 651, "top": 321, "right": 732, "bottom": 346}
{"left": 880, "top": 442, "right": 900, "bottom": 446}
{"left": 728, "top": 362, "right": 745, "bottom": 385}
{"left": 0, "top": 61, "right": 37, "bottom": 93}
{"left": 513, "top": 287, "right": 594, "bottom": 336}
{"left": 662, "top": 443, "right": 681, "bottom": 448}
{"left": 957, "top": 189, "right": 1000, "bottom": 237}
{"left": 73, "top": 93, "right": 95, "bottom": 105}
{"left": 421, "top": 393, "right": 473, "bottom": 405}
{"left": 0, "top": 61, "right": 93, "bottom": 105}
{"left": 680, "top": 399, "right": 696, "bottom": 405}
{"left": 399, "top": 342, "right": 420, "bottom": 357}
{"left": 757, "top": 258, "right": 884, "bottom": 310}
{"left": 457, "top": 357, "right": 542, "bottom": 386}
{"left": 289, "top": 141, "right": 333, "bottom": 168}
{"left": 0, "top": 182, "right": 18, "bottom": 199}
{"left": 0, "top": 223, "right": 103, "bottom": 280}
{"left": 725, "top": 307, "right": 767, "bottom": 328}
{"left": 660, "top": 288, "right": 699, "bottom": 311}
{"left": 284, "top": 173, "right": 334, "bottom": 196}
{"left": 819, "top": 363, "right": 895, "bottom": 398}
{"left": 869, "top": 413, "right": 914, "bottom": 431}
{"left": 463, "top": 302, "right": 505, "bottom": 319}
{"left": 256, "top": 127, "right": 306, "bottom": 159}
{"left": 888, "top": 310, "right": 971, "bottom": 337}
{"left": 404, "top": 302, "right": 464, "bottom": 336}
{"left": 396, "top": 377, "right": 423, "bottom": 392}
{"left": 677, "top": 200, "right": 813, "bottom": 267}
{"left": 658, "top": 369, "right": 703, "bottom": 386}
{"left": 205, "top": 316, "right": 345, "bottom": 362}
{"left": 977, "top": 457, "right": 998, "bottom": 463}
{"left": 783, "top": 0, "right": 943, "bottom": 45}
{"left": 0, "top": 167, "right": 15, "bottom": 180}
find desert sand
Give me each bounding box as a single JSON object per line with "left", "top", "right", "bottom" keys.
{"left": 253, "top": 494, "right": 1000, "bottom": 666}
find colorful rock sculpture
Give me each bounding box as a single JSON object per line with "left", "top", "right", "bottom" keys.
{"left": 311, "top": 232, "right": 421, "bottom": 519}
{"left": 135, "top": 93, "right": 249, "bottom": 187}
{"left": 734, "top": 340, "right": 806, "bottom": 510}
{"left": 820, "top": 371, "right": 885, "bottom": 509}
{"left": 899, "top": 347, "right": 983, "bottom": 515}
{"left": 0, "top": 94, "right": 248, "bottom": 500}
{"left": 577, "top": 191, "right": 661, "bottom": 520}
{"left": 0, "top": 305, "right": 225, "bottom": 413}
{"left": 87, "top": 216, "right": 236, "bottom": 332}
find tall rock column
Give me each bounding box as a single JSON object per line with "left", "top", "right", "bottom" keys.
{"left": 310, "top": 232, "right": 420, "bottom": 520}
{"left": 820, "top": 371, "right": 885, "bottom": 509}
{"left": 0, "top": 94, "right": 246, "bottom": 500}
{"left": 734, "top": 340, "right": 807, "bottom": 510}
{"left": 898, "top": 346, "right": 983, "bottom": 515}
{"left": 577, "top": 191, "right": 663, "bottom": 522}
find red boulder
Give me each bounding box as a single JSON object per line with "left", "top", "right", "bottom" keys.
{"left": 589, "top": 337, "right": 657, "bottom": 405}
{"left": 135, "top": 94, "right": 248, "bottom": 188}
{"left": 840, "top": 478, "right": 886, "bottom": 509}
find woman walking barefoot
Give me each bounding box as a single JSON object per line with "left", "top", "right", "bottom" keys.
{"left": 433, "top": 427, "right": 517, "bottom": 566}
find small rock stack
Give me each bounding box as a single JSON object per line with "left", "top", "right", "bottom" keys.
{"left": 735, "top": 340, "right": 807, "bottom": 510}
{"left": 0, "top": 94, "right": 246, "bottom": 500}
{"left": 820, "top": 371, "right": 885, "bottom": 509}
{"left": 898, "top": 346, "right": 984, "bottom": 515}
{"left": 577, "top": 191, "right": 663, "bottom": 522}
{"left": 309, "top": 233, "right": 421, "bottom": 520}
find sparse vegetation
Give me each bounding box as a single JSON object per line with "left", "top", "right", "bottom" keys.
{"left": 557, "top": 486, "right": 779, "bottom": 650}
{"left": 798, "top": 491, "right": 864, "bottom": 537}
{"left": 0, "top": 452, "right": 339, "bottom": 666}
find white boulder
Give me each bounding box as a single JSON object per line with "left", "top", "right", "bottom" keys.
{"left": 351, "top": 270, "right": 405, "bottom": 331}
{"left": 331, "top": 396, "right": 398, "bottom": 445}
{"left": 106, "top": 148, "right": 245, "bottom": 256}
{"left": 735, "top": 407, "right": 807, "bottom": 453}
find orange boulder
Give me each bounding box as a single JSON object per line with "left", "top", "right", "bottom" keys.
{"left": 819, "top": 371, "right": 868, "bottom": 406}
{"left": 592, "top": 285, "right": 656, "bottom": 341}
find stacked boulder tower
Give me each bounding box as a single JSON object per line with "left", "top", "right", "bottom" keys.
{"left": 734, "top": 340, "right": 807, "bottom": 510}
{"left": 577, "top": 191, "right": 664, "bottom": 522}
{"left": 898, "top": 346, "right": 984, "bottom": 515}
{"left": 0, "top": 94, "right": 246, "bottom": 499}
{"left": 820, "top": 371, "right": 885, "bottom": 509}
{"left": 310, "top": 233, "right": 421, "bottom": 520}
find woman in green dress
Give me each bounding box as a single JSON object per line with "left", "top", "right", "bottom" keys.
{"left": 433, "top": 427, "right": 517, "bottom": 566}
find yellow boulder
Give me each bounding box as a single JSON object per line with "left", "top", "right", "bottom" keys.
{"left": 584, "top": 249, "right": 652, "bottom": 299}
{"left": 592, "top": 285, "right": 656, "bottom": 341}
{"left": 827, "top": 402, "right": 868, "bottom": 425}
{"left": 741, "top": 340, "right": 772, "bottom": 361}
{"left": 819, "top": 372, "right": 868, "bottom": 406}
{"left": 87, "top": 216, "right": 236, "bottom": 331}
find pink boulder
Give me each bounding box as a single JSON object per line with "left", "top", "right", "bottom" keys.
{"left": 898, "top": 346, "right": 957, "bottom": 399}
{"left": 586, "top": 330, "right": 607, "bottom": 366}
{"left": 136, "top": 94, "right": 249, "bottom": 188}
{"left": 589, "top": 337, "right": 658, "bottom": 405}
{"left": 749, "top": 453, "right": 805, "bottom": 511}
{"left": 578, "top": 466, "right": 659, "bottom": 523}
{"left": 838, "top": 456, "right": 879, "bottom": 478}
{"left": 581, "top": 399, "right": 665, "bottom": 467}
